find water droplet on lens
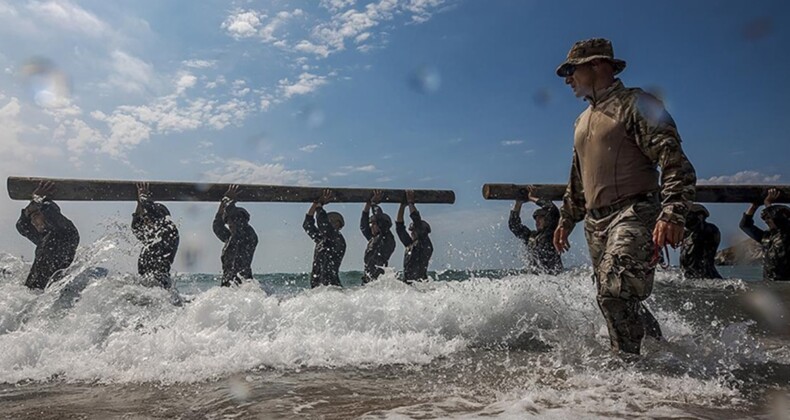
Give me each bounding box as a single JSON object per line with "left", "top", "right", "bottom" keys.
{"left": 408, "top": 65, "right": 441, "bottom": 94}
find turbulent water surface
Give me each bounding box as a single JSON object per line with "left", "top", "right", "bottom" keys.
{"left": 0, "top": 235, "right": 788, "bottom": 419}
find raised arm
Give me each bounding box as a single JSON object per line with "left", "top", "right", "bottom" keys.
{"left": 508, "top": 200, "right": 533, "bottom": 241}
{"left": 303, "top": 201, "right": 322, "bottom": 243}
{"left": 16, "top": 209, "right": 42, "bottom": 245}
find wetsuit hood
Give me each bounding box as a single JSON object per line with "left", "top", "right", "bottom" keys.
{"left": 410, "top": 220, "right": 431, "bottom": 234}
{"left": 328, "top": 211, "right": 345, "bottom": 230}
{"left": 224, "top": 206, "right": 251, "bottom": 224}
{"left": 370, "top": 208, "right": 392, "bottom": 231}
{"left": 688, "top": 204, "right": 710, "bottom": 219}
{"left": 761, "top": 205, "right": 790, "bottom": 225}
{"left": 146, "top": 202, "right": 171, "bottom": 219}
{"left": 24, "top": 200, "right": 70, "bottom": 231}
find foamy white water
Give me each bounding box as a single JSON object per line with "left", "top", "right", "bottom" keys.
{"left": 0, "top": 234, "right": 787, "bottom": 418}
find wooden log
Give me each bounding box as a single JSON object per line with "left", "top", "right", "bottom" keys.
{"left": 7, "top": 177, "right": 455, "bottom": 204}
{"left": 482, "top": 183, "right": 790, "bottom": 204}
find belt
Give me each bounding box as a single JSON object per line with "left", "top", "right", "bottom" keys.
{"left": 588, "top": 192, "right": 659, "bottom": 220}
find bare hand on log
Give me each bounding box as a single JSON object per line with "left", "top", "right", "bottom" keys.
{"left": 136, "top": 182, "right": 150, "bottom": 201}
{"left": 224, "top": 184, "right": 241, "bottom": 201}
{"left": 653, "top": 220, "right": 684, "bottom": 249}
{"left": 526, "top": 185, "right": 539, "bottom": 203}
{"left": 553, "top": 225, "right": 571, "bottom": 253}
{"left": 405, "top": 190, "right": 415, "bottom": 205}
{"left": 32, "top": 180, "right": 55, "bottom": 199}
{"left": 370, "top": 190, "right": 383, "bottom": 205}
{"left": 765, "top": 188, "right": 780, "bottom": 207}
{"left": 319, "top": 189, "right": 333, "bottom": 205}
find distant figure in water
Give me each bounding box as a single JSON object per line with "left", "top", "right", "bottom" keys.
{"left": 16, "top": 180, "right": 80, "bottom": 290}
{"left": 679, "top": 204, "right": 722, "bottom": 279}
{"left": 303, "top": 189, "right": 346, "bottom": 288}
{"left": 360, "top": 190, "right": 395, "bottom": 283}
{"left": 132, "top": 182, "right": 180, "bottom": 288}
{"left": 740, "top": 188, "right": 790, "bottom": 281}
{"left": 509, "top": 186, "right": 562, "bottom": 274}
{"left": 213, "top": 185, "right": 258, "bottom": 286}
{"left": 396, "top": 190, "right": 433, "bottom": 282}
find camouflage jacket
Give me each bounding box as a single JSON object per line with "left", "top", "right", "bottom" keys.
{"left": 559, "top": 80, "right": 696, "bottom": 229}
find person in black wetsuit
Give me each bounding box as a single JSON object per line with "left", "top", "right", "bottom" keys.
{"left": 396, "top": 190, "right": 433, "bottom": 282}
{"left": 360, "top": 190, "right": 395, "bottom": 283}
{"left": 131, "top": 182, "right": 180, "bottom": 288}
{"left": 303, "top": 189, "right": 346, "bottom": 288}
{"left": 16, "top": 180, "right": 80, "bottom": 290}
{"left": 509, "top": 186, "right": 562, "bottom": 274}
{"left": 213, "top": 184, "right": 258, "bottom": 286}
{"left": 740, "top": 188, "right": 790, "bottom": 281}
{"left": 679, "top": 203, "right": 722, "bottom": 279}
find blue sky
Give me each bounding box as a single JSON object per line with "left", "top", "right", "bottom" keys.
{"left": 0, "top": 0, "right": 787, "bottom": 273}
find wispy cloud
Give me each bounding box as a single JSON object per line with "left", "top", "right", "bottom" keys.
{"left": 501, "top": 140, "right": 523, "bottom": 146}
{"left": 278, "top": 72, "right": 328, "bottom": 99}
{"left": 26, "top": 0, "right": 109, "bottom": 37}
{"left": 203, "top": 158, "right": 314, "bottom": 186}
{"left": 299, "top": 144, "right": 321, "bottom": 152}
{"left": 699, "top": 170, "right": 782, "bottom": 185}
{"left": 330, "top": 164, "right": 379, "bottom": 176}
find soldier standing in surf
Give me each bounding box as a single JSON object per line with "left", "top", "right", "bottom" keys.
{"left": 360, "top": 190, "right": 395, "bottom": 283}
{"left": 509, "top": 186, "right": 562, "bottom": 274}
{"left": 16, "top": 180, "right": 80, "bottom": 290}
{"left": 131, "top": 182, "right": 180, "bottom": 288}
{"left": 679, "top": 204, "right": 722, "bottom": 279}
{"left": 553, "top": 38, "right": 696, "bottom": 354}
{"left": 396, "top": 190, "right": 433, "bottom": 282}
{"left": 213, "top": 184, "right": 258, "bottom": 287}
{"left": 303, "top": 189, "right": 347, "bottom": 288}
{"left": 740, "top": 188, "right": 790, "bottom": 280}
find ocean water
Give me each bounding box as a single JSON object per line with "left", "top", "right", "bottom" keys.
{"left": 0, "top": 234, "right": 788, "bottom": 419}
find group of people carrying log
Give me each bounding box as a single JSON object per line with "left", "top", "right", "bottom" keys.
{"left": 11, "top": 37, "right": 789, "bottom": 357}
{"left": 15, "top": 181, "right": 434, "bottom": 291}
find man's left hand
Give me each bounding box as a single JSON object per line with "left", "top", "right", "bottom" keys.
{"left": 653, "top": 220, "right": 684, "bottom": 248}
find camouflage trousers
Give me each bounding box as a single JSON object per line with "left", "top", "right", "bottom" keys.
{"left": 584, "top": 199, "right": 660, "bottom": 354}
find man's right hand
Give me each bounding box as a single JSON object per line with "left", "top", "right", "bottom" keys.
{"left": 553, "top": 225, "right": 571, "bottom": 253}
{"left": 32, "top": 180, "right": 55, "bottom": 199}
{"left": 765, "top": 188, "right": 780, "bottom": 207}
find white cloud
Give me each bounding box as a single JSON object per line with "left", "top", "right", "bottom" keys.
{"left": 375, "top": 176, "right": 392, "bottom": 182}
{"left": 299, "top": 144, "right": 320, "bottom": 153}
{"left": 699, "top": 171, "right": 782, "bottom": 185}
{"left": 203, "top": 158, "right": 314, "bottom": 186}
{"left": 403, "top": 0, "right": 445, "bottom": 23}
{"left": 501, "top": 140, "right": 523, "bottom": 146}
{"left": 27, "top": 0, "right": 108, "bottom": 37}
{"left": 331, "top": 164, "right": 378, "bottom": 176}
{"left": 278, "top": 72, "right": 328, "bottom": 99}
{"left": 182, "top": 59, "right": 217, "bottom": 69}
{"left": 221, "top": 10, "right": 262, "bottom": 39}
{"left": 175, "top": 72, "right": 197, "bottom": 95}
{"left": 320, "top": 0, "right": 357, "bottom": 12}
{"left": 107, "top": 50, "right": 153, "bottom": 94}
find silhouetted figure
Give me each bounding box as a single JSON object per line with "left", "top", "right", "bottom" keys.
{"left": 360, "top": 190, "right": 395, "bottom": 283}
{"left": 396, "top": 190, "right": 433, "bottom": 282}
{"left": 740, "top": 188, "right": 790, "bottom": 281}
{"left": 303, "top": 189, "right": 346, "bottom": 288}
{"left": 680, "top": 204, "right": 722, "bottom": 279}
{"left": 213, "top": 185, "right": 258, "bottom": 286}
{"left": 132, "top": 182, "right": 180, "bottom": 288}
{"left": 509, "top": 186, "right": 562, "bottom": 274}
{"left": 16, "top": 181, "right": 79, "bottom": 290}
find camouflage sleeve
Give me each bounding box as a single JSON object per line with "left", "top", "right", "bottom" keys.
{"left": 559, "top": 149, "right": 586, "bottom": 229}
{"left": 628, "top": 91, "right": 697, "bottom": 226}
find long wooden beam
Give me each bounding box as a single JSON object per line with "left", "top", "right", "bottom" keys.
{"left": 482, "top": 183, "right": 790, "bottom": 203}
{"left": 7, "top": 177, "right": 455, "bottom": 204}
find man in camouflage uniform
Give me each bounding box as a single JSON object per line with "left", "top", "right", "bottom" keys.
{"left": 553, "top": 38, "right": 697, "bottom": 354}
{"left": 680, "top": 204, "right": 722, "bottom": 279}
{"left": 740, "top": 188, "right": 790, "bottom": 280}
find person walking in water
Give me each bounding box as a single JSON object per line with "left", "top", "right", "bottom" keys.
{"left": 360, "top": 190, "right": 395, "bottom": 283}
{"left": 303, "top": 189, "right": 346, "bottom": 288}
{"left": 553, "top": 38, "right": 696, "bottom": 354}
{"left": 509, "top": 186, "right": 562, "bottom": 274}
{"left": 213, "top": 184, "right": 258, "bottom": 287}
{"left": 132, "top": 182, "right": 180, "bottom": 288}
{"left": 680, "top": 204, "right": 722, "bottom": 279}
{"left": 16, "top": 180, "right": 80, "bottom": 290}
{"left": 396, "top": 190, "right": 433, "bottom": 282}
{"left": 739, "top": 188, "right": 790, "bottom": 281}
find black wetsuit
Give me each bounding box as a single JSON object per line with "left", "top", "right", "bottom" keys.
{"left": 360, "top": 206, "right": 396, "bottom": 283}
{"left": 396, "top": 210, "right": 433, "bottom": 282}
{"left": 740, "top": 212, "right": 790, "bottom": 281}
{"left": 16, "top": 198, "right": 80, "bottom": 289}
{"left": 680, "top": 219, "right": 722, "bottom": 279}
{"left": 132, "top": 198, "right": 180, "bottom": 288}
{"left": 303, "top": 207, "right": 346, "bottom": 288}
{"left": 508, "top": 199, "right": 562, "bottom": 274}
{"left": 213, "top": 202, "right": 258, "bottom": 287}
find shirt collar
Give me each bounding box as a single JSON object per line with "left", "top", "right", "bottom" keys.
{"left": 585, "top": 79, "right": 623, "bottom": 107}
